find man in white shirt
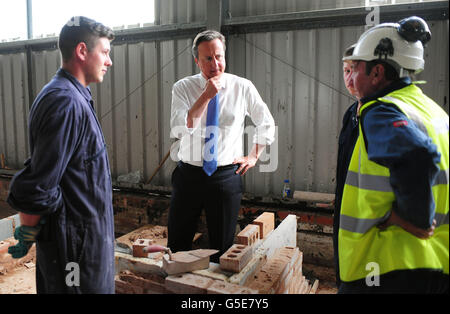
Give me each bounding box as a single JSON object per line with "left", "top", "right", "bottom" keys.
{"left": 169, "top": 30, "right": 275, "bottom": 262}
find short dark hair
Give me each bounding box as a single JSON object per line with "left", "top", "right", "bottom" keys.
{"left": 192, "top": 30, "right": 226, "bottom": 59}
{"left": 365, "top": 60, "right": 400, "bottom": 81}
{"left": 58, "top": 16, "right": 114, "bottom": 62}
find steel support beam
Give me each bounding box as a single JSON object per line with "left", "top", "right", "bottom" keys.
{"left": 221, "top": 1, "right": 448, "bottom": 35}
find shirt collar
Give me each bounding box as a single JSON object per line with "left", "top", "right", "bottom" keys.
{"left": 57, "top": 68, "right": 93, "bottom": 102}
{"left": 197, "top": 72, "right": 227, "bottom": 90}
{"left": 360, "top": 77, "right": 412, "bottom": 105}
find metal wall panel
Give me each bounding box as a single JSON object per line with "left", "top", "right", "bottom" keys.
{"left": 90, "top": 38, "right": 197, "bottom": 186}
{"left": 0, "top": 52, "right": 30, "bottom": 167}
{"left": 158, "top": 0, "right": 206, "bottom": 24}
{"left": 0, "top": 1, "right": 448, "bottom": 197}
{"left": 231, "top": 20, "right": 449, "bottom": 195}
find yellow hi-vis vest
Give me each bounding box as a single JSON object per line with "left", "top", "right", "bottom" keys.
{"left": 339, "top": 84, "right": 449, "bottom": 282}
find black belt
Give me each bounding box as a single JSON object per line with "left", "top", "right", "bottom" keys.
{"left": 178, "top": 161, "right": 238, "bottom": 171}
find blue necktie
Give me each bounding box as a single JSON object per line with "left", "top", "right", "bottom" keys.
{"left": 203, "top": 94, "right": 219, "bottom": 176}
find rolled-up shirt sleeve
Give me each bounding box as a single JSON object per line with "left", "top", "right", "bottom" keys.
{"left": 170, "top": 81, "right": 198, "bottom": 139}
{"left": 245, "top": 81, "right": 275, "bottom": 145}
{"left": 7, "top": 93, "right": 81, "bottom": 216}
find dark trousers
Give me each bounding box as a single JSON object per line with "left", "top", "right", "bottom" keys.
{"left": 168, "top": 161, "right": 242, "bottom": 263}
{"left": 338, "top": 269, "right": 449, "bottom": 294}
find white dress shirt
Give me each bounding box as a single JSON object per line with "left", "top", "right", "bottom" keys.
{"left": 170, "top": 72, "right": 275, "bottom": 167}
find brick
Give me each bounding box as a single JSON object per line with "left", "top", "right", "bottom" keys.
{"left": 165, "top": 273, "right": 214, "bottom": 294}
{"left": 207, "top": 280, "right": 259, "bottom": 294}
{"left": 115, "top": 278, "right": 144, "bottom": 294}
{"left": 236, "top": 224, "right": 259, "bottom": 246}
{"left": 251, "top": 212, "right": 274, "bottom": 239}
{"left": 118, "top": 271, "right": 167, "bottom": 294}
{"left": 132, "top": 238, "right": 154, "bottom": 257}
{"left": 219, "top": 244, "right": 252, "bottom": 273}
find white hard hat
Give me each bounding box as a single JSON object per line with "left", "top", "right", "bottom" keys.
{"left": 343, "top": 17, "right": 431, "bottom": 74}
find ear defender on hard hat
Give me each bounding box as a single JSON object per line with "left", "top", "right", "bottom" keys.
{"left": 343, "top": 16, "right": 430, "bottom": 73}
{"left": 397, "top": 16, "right": 431, "bottom": 46}
{"left": 374, "top": 38, "right": 394, "bottom": 59}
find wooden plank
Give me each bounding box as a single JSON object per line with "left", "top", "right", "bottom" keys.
{"left": 293, "top": 191, "right": 334, "bottom": 203}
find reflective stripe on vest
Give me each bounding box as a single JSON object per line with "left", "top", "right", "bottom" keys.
{"left": 341, "top": 208, "right": 449, "bottom": 234}
{"left": 345, "top": 168, "right": 449, "bottom": 192}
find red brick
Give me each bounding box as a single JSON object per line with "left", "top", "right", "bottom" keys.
{"left": 251, "top": 212, "right": 275, "bottom": 239}
{"left": 219, "top": 244, "right": 252, "bottom": 273}
{"left": 236, "top": 224, "right": 259, "bottom": 246}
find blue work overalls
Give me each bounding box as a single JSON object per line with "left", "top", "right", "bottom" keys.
{"left": 7, "top": 68, "right": 115, "bottom": 293}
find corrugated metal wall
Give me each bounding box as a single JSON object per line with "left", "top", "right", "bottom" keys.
{"left": 0, "top": 52, "right": 30, "bottom": 167}
{"left": 0, "top": 0, "right": 448, "bottom": 196}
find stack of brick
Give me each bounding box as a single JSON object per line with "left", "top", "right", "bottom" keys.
{"left": 245, "top": 246, "right": 318, "bottom": 294}
{"left": 115, "top": 213, "right": 318, "bottom": 294}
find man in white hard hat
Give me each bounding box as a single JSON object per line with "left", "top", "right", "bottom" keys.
{"left": 336, "top": 16, "right": 448, "bottom": 293}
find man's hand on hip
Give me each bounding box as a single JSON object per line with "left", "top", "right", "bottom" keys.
{"left": 378, "top": 210, "right": 436, "bottom": 239}
{"left": 233, "top": 155, "right": 257, "bottom": 176}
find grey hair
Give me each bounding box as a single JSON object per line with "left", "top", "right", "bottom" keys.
{"left": 192, "top": 30, "right": 226, "bottom": 59}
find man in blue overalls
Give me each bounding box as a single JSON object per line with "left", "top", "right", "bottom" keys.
{"left": 7, "top": 16, "right": 115, "bottom": 293}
